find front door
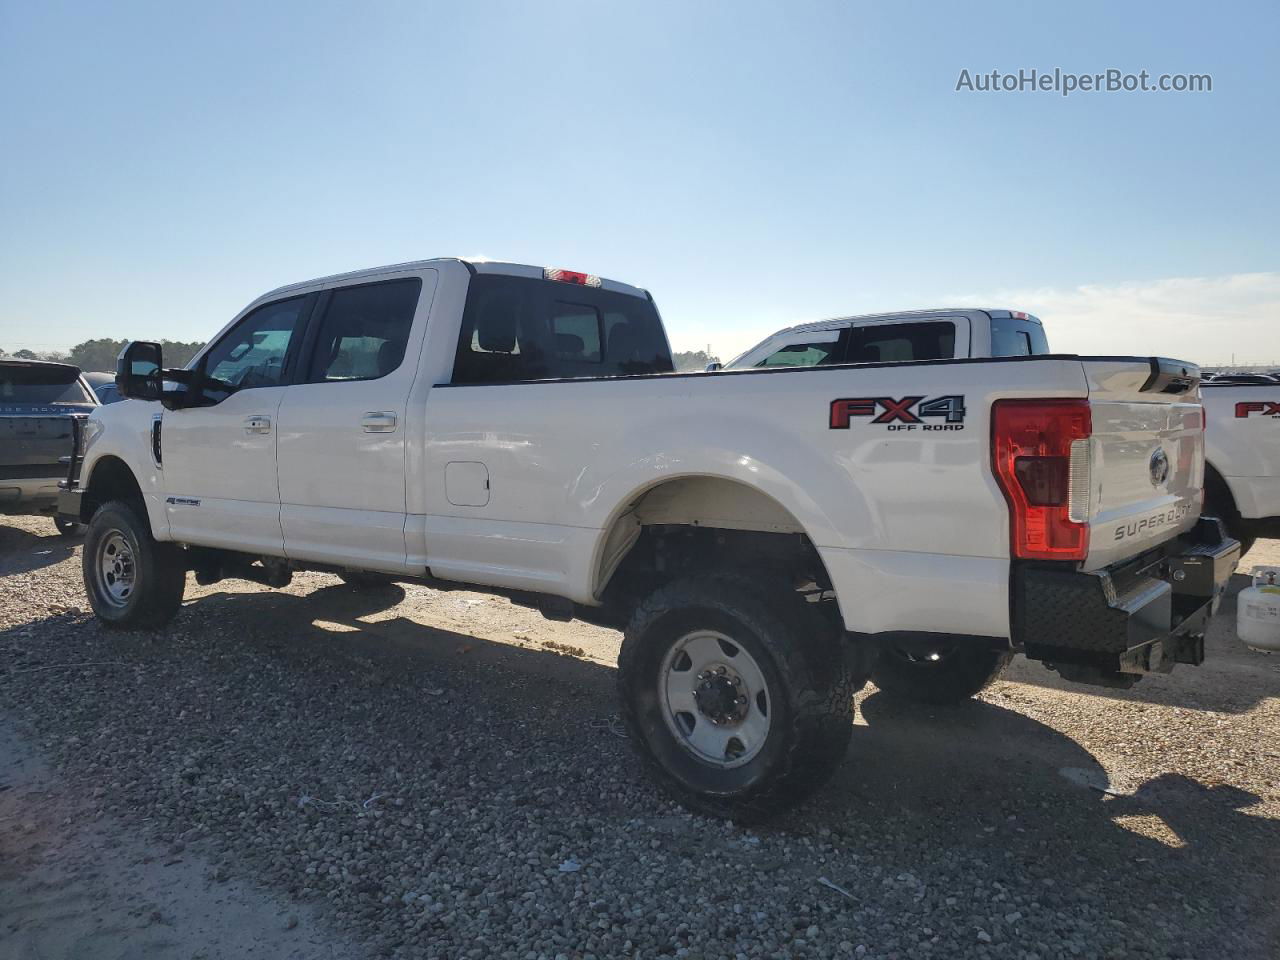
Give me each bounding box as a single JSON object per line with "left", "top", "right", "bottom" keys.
{"left": 160, "top": 295, "right": 311, "bottom": 554}
{"left": 275, "top": 275, "right": 428, "bottom": 571}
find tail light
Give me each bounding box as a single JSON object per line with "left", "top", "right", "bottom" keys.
{"left": 992, "top": 399, "right": 1092, "bottom": 561}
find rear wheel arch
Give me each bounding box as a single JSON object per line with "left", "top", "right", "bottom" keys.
{"left": 590, "top": 476, "right": 843, "bottom": 623}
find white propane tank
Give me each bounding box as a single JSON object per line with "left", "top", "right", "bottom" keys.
{"left": 1237, "top": 566, "right": 1280, "bottom": 654}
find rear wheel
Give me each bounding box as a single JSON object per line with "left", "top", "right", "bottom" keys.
{"left": 1205, "top": 468, "right": 1257, "bottom": 557}
{"left": 618, "top": 573, "right": 859, "bottom": 821}
{"left": 871, "top": 640, "right": 1012, "bottom": 705}
{"left": 83, "top": 500, "right": 186, "bottom": 628}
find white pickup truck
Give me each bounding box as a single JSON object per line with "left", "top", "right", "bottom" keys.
{"left": 724, "top": 308, "right": 1051, "bottom": 369}
{"left": 60, "top": 259, "right": 1239, "bottom": 819}
{"left": 1202, "top": 381, "right": 1280, "bottom": 555}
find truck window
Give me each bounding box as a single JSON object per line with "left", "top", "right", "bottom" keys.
{"left": 753, "top": 330, "right": 846, "bottom": 368}
{"left": 203, "top": 296, "right": 308, "bottom": 389}
{"left": 306, "top": 278, "right": 422, "bottom": 382}
{"left": 550, "top": 302, "right": 603, "bottom": 363}
{"left": 452, "top": 275, "right": 673, "bottom": 383}
{"left": 848, "top": 321, "right": 955, "bottom": 364}
{"left": 0, "top": 365, "right": 92, "bottom": 405}
{"left": 990, "top": 317, "right": 1049, "bottom": 357}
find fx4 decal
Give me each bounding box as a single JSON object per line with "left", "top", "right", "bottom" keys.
{"left": 830, "top": 395, "right": 967, "bottom": 431}
{"left": 1235, "top": 401, "right": 1280, "bottom": 419}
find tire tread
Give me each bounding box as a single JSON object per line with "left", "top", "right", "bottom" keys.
{"left": 618, "top": 572, "right": 860, "bottom": 821}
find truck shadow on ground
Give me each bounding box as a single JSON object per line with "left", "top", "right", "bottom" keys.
{"left": 0, "top": 519, "right": 78, "bottom": 577}
{"left": 3, "top": 580, "right": 1276, "bottom": 957}
{"left": 179, "top": 586, "right": 1278, "bottom": 859}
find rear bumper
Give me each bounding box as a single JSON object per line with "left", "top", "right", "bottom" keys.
{"left": 1012, "top": 517, "right": 1240, "bottom": 679}
{"left": 0, "top": 476, "right": 64, "bottom": 514}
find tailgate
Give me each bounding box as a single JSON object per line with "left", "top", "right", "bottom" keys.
{"left": 0, "top": 412, "right": 88, "bottom": 477}
{"left": 1081, "top": 358, "right": 1203, "bottom": 570}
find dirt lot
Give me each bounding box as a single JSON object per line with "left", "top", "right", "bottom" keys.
{"left": 1, "top": 514, "right": 1277, "bottom": 960}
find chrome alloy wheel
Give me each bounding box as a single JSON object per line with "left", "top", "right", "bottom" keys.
{"left": 94, "top": 530, "right": 136, "bottom": 607}
{"left": 660, "top": 630, "right": 772, "bottom": 768}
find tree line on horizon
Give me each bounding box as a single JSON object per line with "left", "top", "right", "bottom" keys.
{"left": 0, "top": 338, "right": 205, "bottom": 372}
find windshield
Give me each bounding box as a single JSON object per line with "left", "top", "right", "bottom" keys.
{"left": 0, "top": 365, "right": 93, "bottom": 405}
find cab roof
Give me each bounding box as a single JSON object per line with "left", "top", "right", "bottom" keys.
{"left": 256, "top": 258, "right": 649, "bottom": 306}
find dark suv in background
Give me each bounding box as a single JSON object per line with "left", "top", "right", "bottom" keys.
{"left": 1, "top": 358, "right": 98, "bottom": 534}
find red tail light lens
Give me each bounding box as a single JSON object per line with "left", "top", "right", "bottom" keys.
{"left": 992, "top": 399, "right": 1091, "bottom": 561}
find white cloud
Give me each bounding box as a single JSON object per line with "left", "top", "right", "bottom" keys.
{"left": 949, "top": 272, "right": 1280, "bottom": 367}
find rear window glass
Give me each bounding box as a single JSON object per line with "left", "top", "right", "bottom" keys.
{"left": 452, "top": 275, "right": 673, "bottom": 384}
{"left": 990, "top": 317, "right": 1049, "bottom": 357}
{"left": 0, "top": 365, "right": 92, "bottom": 404}
{"left": 550, "top": 302, "right": 603, "bottom": 363}
{"left": 848, "top": 322, "right": 955, "bottom": 364}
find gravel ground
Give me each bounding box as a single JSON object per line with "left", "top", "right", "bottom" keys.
{"left": 1, "top": 513, "right": 1277, "bottom": 960}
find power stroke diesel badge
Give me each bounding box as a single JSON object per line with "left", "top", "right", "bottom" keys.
{"left": 829, "top": 395, "right": 967, "bottom": 431}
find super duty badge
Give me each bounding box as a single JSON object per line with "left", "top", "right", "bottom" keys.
{"left": 1112, "top": 502, "right": 1192, "bottom": 541}
{"left": 830, "top": 395, "right": 966, "bottom": 431}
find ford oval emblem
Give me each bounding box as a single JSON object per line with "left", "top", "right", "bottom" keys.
{"left": 1149, "top": 447, "right": 1170, "bottom": 487}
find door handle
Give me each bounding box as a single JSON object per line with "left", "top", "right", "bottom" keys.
{"left": 244, "top": 415, "right": 272, "bottom": 435}
{"left": 362, "top": 411, "right": 398, "bottom": 434}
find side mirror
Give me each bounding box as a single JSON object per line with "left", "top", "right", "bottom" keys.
{"left": 116, "top": 341, "right": 163, "bottom": 401}
{"left": 704, "top": 362, "right": 722, "bottom": 372}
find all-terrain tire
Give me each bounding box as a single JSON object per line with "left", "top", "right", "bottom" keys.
{"left": 1205, "top": 470, "right": 1256, "bottom": 557}
{"left": 871, "top": 642, "right": 1013, "bottom": 705}
{"left": 617, "top": 573, "right": 861, "bottom": 821}
{"left": 83, "top": 499, "right": 186, "bottom": 628}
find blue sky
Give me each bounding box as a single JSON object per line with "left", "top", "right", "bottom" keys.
{"left": 1, "top": 0, "right": 1277, "bottom": 364}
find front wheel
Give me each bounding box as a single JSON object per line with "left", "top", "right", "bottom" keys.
{"left": 870, "top": 640, "right": 1012, "bottom": 705}
{"left": 83, "top": 500, "right": 186, "bottom": 628}
{"left": 618, "top": 574, "right": 859, "bottom": 821}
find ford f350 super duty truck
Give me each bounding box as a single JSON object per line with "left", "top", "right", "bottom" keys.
{"left": 59, "top": 259, "right": 1239, "bottom": 818}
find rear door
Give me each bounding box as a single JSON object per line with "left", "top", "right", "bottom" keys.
{"left": 275, "top": 273, "right": 434, "bottom": 571}
{"left": 1079, "top": 359, "right": 1204, "bottom": 570}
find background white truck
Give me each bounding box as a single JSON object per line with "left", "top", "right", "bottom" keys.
{"left": 60, "top": 259, "right": 1239, "bottom": 818}
{"left": 723, "top": 308, "right": 1050, "bottom": 369}
{"left": 1202, "top": 382, "right": 1280, "bottom": 556}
